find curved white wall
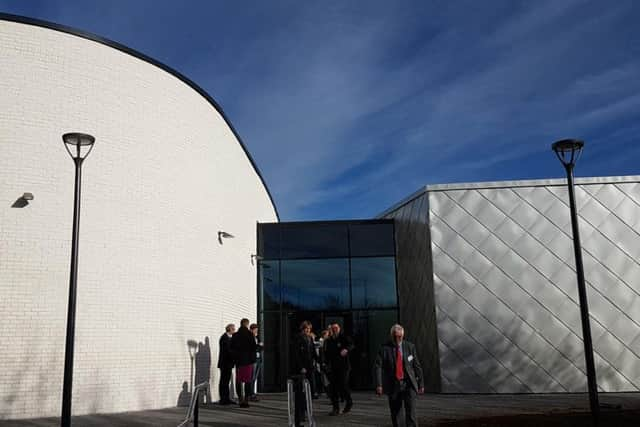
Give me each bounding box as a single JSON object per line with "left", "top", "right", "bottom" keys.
{"left": 0, "top": 18, "right": 277, "bottom": 419}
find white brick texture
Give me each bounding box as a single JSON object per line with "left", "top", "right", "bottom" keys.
{"left": 0, "top": 20, "right": 277, "bottom": 419}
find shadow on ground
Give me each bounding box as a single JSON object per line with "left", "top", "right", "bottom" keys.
{"left": 432, "top": 410, "right": 640, "bottom": 426}
{"left": 2, "top": 392, "right": 640, "bottom": 427}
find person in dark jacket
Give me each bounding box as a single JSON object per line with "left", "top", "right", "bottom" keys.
{"left": 290, "top": 320, "right": 317, "bottom": 427}
{"left": 316, "top": 329, "right": 331, "bottom": 397}
{"left": 248, "top": 323, "right": 263, "bottom": 401}
{"left": 324, "top": 323, "right": 354, "bottom": 415}
{"left": 375, "top": 324, "right": 424, "bottom": 427}
{"left": 230, "top": 318, "right": 257, "bottom": 408}
{"left": 217, "top": 324, "right": 236, "bottom": 405}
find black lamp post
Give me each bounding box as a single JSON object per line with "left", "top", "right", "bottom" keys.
{"left": 552, "top": 139, "right": 599, "bottom": 424}
{"left": 187, "top": 340, "right": 198, "bottom": 394}
{"left": 61, "top": 132, "right": 95, "bottom": 427}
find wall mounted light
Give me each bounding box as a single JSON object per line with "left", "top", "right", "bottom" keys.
{"left": 11, "top": 193, "right": 34, "bottom": 208}
{"left": 218, "top": 231, "right": 235, "bottom": 244}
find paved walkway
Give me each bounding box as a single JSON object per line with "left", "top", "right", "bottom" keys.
{"left": 2, "top": 392, "right": 640, "bottom": 426}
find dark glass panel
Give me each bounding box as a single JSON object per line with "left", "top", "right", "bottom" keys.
{"left": 261, "top": 311, "right": 283, "bottom": 391}
{"left": 349, "top": 222, "right": 395, "bottom": 257}
{"left": 280, "top": 223, "right": 348, "bottom": 259}
{"left": 351, "top": 257, "right": 397, "bottom": 309}
{"left": 258, "top": 223, "right": 280, "bottom": 259}
{"left": 259, "top": 261, "right": 280, "bottom": 311}
{"left": 351, "top": 309, "right": 399, "bottom": 389}
{"left": 281, "top": 259, "right": 350, "bottom": 310}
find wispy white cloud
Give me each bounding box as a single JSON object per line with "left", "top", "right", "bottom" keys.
{"left": 3, "top": 0, "right": 639, "bottom": 219}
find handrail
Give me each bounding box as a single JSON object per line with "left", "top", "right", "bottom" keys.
{"left": 287, "top": 376, "right": 316, "bottom": 427}
{"left": 177, "top": 381, "right": 210, "bottom": 427}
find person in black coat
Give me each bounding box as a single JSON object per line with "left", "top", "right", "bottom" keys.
{"left": 230, "top": 318, "right": 257, "bottom": 407}
{"left": 324, "top": 323, "right": 354, "bottom": 415}
{"left": 375, "top": 324, "right": 424, "bottom": 427}
{"left": 290, "top": 320, "right": 317, "bottom": 427}
{"left": 248, "top": 323, "right": 264, "bottom": 401}
{"left": 217, "top": 324, "right": 236, "bottom": 405}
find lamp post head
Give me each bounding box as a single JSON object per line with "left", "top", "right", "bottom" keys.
{"left": 187, "top": 339, "right": 198, "bottom": 358}
{"left": 62, "top": 132, "right": 95, "bottom": 161}
{"left": 552, "top": 139, "right": 584, "bottom": 169}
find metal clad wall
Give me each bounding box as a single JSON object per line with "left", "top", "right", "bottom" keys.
{"left": 383, "top": 192, "right": 442, "bottom": 391}
{"left": 430, "top": 178, "right": 640, "bottom": 393}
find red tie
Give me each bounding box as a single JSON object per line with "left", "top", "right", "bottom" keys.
{"left": 395, "top": 346, "right": 403, "bottom": 381}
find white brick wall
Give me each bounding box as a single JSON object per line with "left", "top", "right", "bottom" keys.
{"left": 0, "top": 19, "right": 277, "bottom": 419}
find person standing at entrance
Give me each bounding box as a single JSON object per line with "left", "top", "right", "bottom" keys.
{"left": 290, "top": 320, "right": 316, "bottom": 427}
{"left": 230, "top": 318, "right": 257, "bottom": 408}
{"left": 248, "top": 323, "right": 263, "bottom": 401}
{"left": 325, "top": 323, "right": 354, "bottom": 415}
{"left": 217, "top": 323, "right": 236, "bottom": 405}
{"left": 375, "top": 324, "right": 424, "bottom": 427}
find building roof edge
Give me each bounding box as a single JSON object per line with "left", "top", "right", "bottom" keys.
{"left": 0, "top": 12, "right": 280, "bottom": 221}
{"left": 378, "top": 174, "right": 640, "bottom": 217}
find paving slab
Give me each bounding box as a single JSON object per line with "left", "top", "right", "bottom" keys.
{"left": 1, "top": 392, "right": 639, "bottom": 426}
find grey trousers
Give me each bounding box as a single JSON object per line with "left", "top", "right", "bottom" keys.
{"left": 388, "top": 384, "right": 417, "bottom": 427}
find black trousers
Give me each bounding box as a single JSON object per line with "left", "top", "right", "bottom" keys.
{"left": 329, "top": 369, "right": 352, "bottom": 409}
{"left": 218, "top": 367, "right": 232, "bottom": 402}
{"left": 293, "top": 376, "right": 306, "bottom": 426}
{"left": 388, "top": 383, "right": 417, "bottom": 427}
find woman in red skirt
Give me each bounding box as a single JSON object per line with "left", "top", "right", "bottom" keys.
{"left": 230, "top": 318, "right": 257, "bottom": 408}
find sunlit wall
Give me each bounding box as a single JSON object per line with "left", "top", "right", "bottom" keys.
{"left": 0, "top": 16, "right": 277, "bottom": 419}
{"left": 384, "top": 176, "right": 640, "bottom": 393}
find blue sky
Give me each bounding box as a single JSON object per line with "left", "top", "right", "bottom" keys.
{"left": 2, "top": 1, "right": 640, "bottom": 220}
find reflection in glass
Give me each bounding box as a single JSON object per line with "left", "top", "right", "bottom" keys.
{"left": 257, "top": 220, "right": 400, "bottom": 391}
{"left": 351, "top": 310, "right": 399, "bottom": 389}
{"left": 349, "top": 222, "right": 395, "bottom": 257}
{"left": 260, "top": 261, "right": 280, "bottom": 310}
{"left": 351, "top": 257, "right": 397, "bottom": 309}
{"left": 261, "top": 311, "right": 282, "bottom": 391}
{"left": 258, "top": 224, "right": 280, "bottom": 259}
{"left": 281, "top": 259, "right": 350, "bottom": 310}
{"left": 280, "top": 223, "right": 348, "bottom": 259}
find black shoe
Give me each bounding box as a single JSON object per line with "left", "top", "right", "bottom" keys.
{"left": 342, "top": 403, "right": 352, "bottom": 414}
{"left": 249, "top": 395, "right": 260, "bottom": 402}
{"left": 239, "top": 401, "right": 250, "bottom": 408}
{"left": 329, "top": 408, "right": 340, "bottom": 416}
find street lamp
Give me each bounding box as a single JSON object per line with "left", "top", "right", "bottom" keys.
{"left": 552, "top": 139, "right": 599, "bottom": 424}
{"left": 61, "top": 132, "right": 95, "bottom": 427}
{"left": 187, "top": 340, "right": 199, "bottom": 394}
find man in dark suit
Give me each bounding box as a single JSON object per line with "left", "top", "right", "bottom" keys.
{"left": 217, "top": 323, "right": 236, "bottom": 405}
{"left": 324, "top": 323, "right": 354, "bottom": 416}
{"left": 375, "top": 324, "right": 424, "bottom": 427}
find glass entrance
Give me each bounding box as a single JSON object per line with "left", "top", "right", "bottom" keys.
{"left": 257, "top": 220, "right": 399, "bottom": 392}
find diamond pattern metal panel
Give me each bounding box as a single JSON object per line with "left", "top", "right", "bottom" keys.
{"left": 427, "top": 180, "right": 640, "bottom": 393}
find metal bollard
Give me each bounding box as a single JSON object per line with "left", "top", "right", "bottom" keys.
{"left": 287, "top": 379, "right": 295, "bottom": 427}
{"left": 303, "top": 378, "right": 316, "bottom": 427}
